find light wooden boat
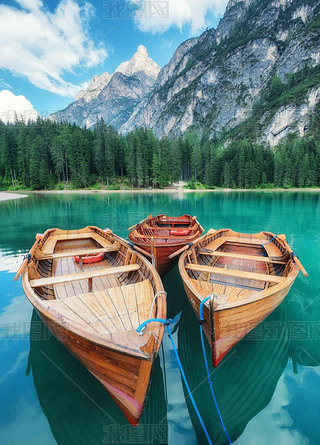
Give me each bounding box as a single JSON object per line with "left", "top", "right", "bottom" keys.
{"left": 178, "top": 229, "right": 307, "bottom": 366}
{"left": 128, "top": 214, "right": 203, "bottom": 277}
{"left": 15, "top": 226, "right": 166, "bottom": 425}
{"left": 27, "top": 310, "right": 168, "bottom": 444}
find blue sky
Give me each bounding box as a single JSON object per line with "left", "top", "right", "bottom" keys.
{"left": 0, "top": 0, "right": 228, "bottom": 114}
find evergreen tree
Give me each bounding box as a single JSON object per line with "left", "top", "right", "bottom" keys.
{"left": 0, "top": 116, "right": 319, "bottom": 191}
{"left": 152, "top": 152, "right": 160, "bottom": 187}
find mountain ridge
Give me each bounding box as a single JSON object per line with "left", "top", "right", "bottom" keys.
{"left": 50, "top": 45, "right": 160, "bottom": 128}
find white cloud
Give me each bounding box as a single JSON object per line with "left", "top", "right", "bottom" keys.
{"left": 0, "top": 90, "right": 38, "bottom": 123}
{"left": 0, "top": 0, "right": 107, "bottom": 97}
{"left": 161, "top": 38, "right": 174, "bottom": 50}
{"left": 237, "top": 373, "right": 311, "bottom": 445}
{"left": 0, "top": 294, "right": 33, "bottom": 337}
{"left": 130, "top": 0, "right": 228, "bottom": 34}
{"left": 0, "top": 79, "right": 13, "bottom": 90}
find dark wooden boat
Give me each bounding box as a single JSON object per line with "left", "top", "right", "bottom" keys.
{"left": 178, "top": 229, "right": 308, "bottom": 366}
{"left": 128, "top": 214, "right": 203, "bottom": 277}
{"left": 15, "top": 226, "right": 166, "bottom": 425}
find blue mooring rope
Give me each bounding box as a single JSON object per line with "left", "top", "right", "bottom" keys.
{"left": 136, "top": 318, "right": 170, "bottom": 333}
{"left": 136, "top": 318, "right": 214, "bottom": 445}
{"left": 199, "top": 296, "right": 233, "bottom": 444}
{"left": 262, "top": 235, "right": 277, "bottom": 246}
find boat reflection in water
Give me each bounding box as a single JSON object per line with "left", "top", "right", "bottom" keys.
{"left": 178, "top": 299, "right": 291, "bottom": 444}
{"left": 288, "top": 287, "right": 320, "bottom": 369}
{"left": 27, "top": 311, "right": 168, "bottom": 445}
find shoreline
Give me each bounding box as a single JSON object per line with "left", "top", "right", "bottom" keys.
{"left": 0, "top": 192, "right": 29, "bottom": 202}
{"left": 3, "top": 187, "right": 320, "bottom": 197}
{"left": 2, "top": 187, "right": 320, "bottom": 202}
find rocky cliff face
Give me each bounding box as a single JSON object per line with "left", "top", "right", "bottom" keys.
{"left": 76, "top": 73, "right": 112, "bottom": 102}
{"left": 50, "top": 45, "right": 160, "bottom": 128}
{"left": 121, "top": 0, "right": 320, "bottom": 144}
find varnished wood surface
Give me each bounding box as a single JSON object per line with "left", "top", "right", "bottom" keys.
{"left": 128, "top": 214, "right": 203, "bottom": 277}
{"left": 197, "top": 250, "right": 286, "bottom": 264}
{"left": 46, "top": 279, "right": 154, "bottom": 335}
{"left": 30, "top": 264, "right": 140, "bottom": 288}
{"left": 35, "top": 242, "right": 121, "bottom": 260}
{"left": 185, "top": 263, "right": 285, "bottom": 283}
{"left": 179, "top": 229, "right": 300, "bottom": 366}
{"left": 20, "top": 226, "right": 166, "bottom": 424}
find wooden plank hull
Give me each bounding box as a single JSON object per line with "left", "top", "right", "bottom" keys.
{"left": 182, "top": 279, "right": 294, "bottom": 366}
{"left": 179, "top": 229, "right": 301, "bottom": 366}
{"left": 133, "top": 243, "right": 182, "bottom": 277}
{"left": 19, "top": 226, "right": 166, "bottom": 425}
{"left": 38, "top": 310, "right": 153, "bottom": 425}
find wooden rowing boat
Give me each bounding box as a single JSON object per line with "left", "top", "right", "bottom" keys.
{"left": 15, "top": 226, "right": 166, "bottom": 425}
{"left": 128, "top": 214, "right": 203, "bottom": 277}
{"left": 178, "top": 228, "right": 307, "bottom": 366}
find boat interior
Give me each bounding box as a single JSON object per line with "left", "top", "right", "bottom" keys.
{"left": 130, "top": 215, "right": 202, "bottom": 243}
{"left": 148, "top": 215, "right": 195, "bottom": 228}
{"left": 183, "top": 230, "right": 292, "bottom": 305}
{"left": 29, "top": 229, "right": 160, "bottom": 335}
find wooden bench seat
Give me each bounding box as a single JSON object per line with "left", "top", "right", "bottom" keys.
{"left": 197, "top": 250, "right": 286, "bottom": 264}
{"left": 262, "top": 242, "right": 283, "bottom": 259}
{"left": 36, "top": 242, "right": 121, "bottom": 260}
{"left": 133, "top": 231, "right": 192, "bottom": 239}
{"left": 203, "top": 236, "right": 228, "bottom": 251}
{"left": 30, "top": 264, "right": 140, "bottom": 288}
{"left": 226, "top": 236, "right": 270, "bottom": 245}
{"left": 142, "top": 224, "right": 199, "bottom": 231}
{"left": 185, "top": 263, "right": 284, "bottom": 284}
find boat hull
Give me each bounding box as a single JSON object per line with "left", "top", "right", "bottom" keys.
{"left": 182, "top": 280, "right": 295, "bottom": 366}
{"left": 38, "top": 310, "right": 154, "bottom": 425}
{"left": 133, "top": 243, "right": 182, "bottom": 277}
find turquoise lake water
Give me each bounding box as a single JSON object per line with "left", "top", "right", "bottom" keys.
{"left": 0, "top": 191, "right": 319, "bottom": 445}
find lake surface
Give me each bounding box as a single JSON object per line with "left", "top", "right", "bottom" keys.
{"left": 0, "top": 191, "right": 319, "bottom": 445}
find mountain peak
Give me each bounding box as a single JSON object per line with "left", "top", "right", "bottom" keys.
{"left": 51, "top": 45, "right": 160, "bottom": 128}
{"left": 137, "top": 44, "right": 148, "bottom": 56}
{"left": 116, "top": 45, "right": 160, "bottom": 80}
{"left": 75, "top": 45, "right": 160, "bottom": 102}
